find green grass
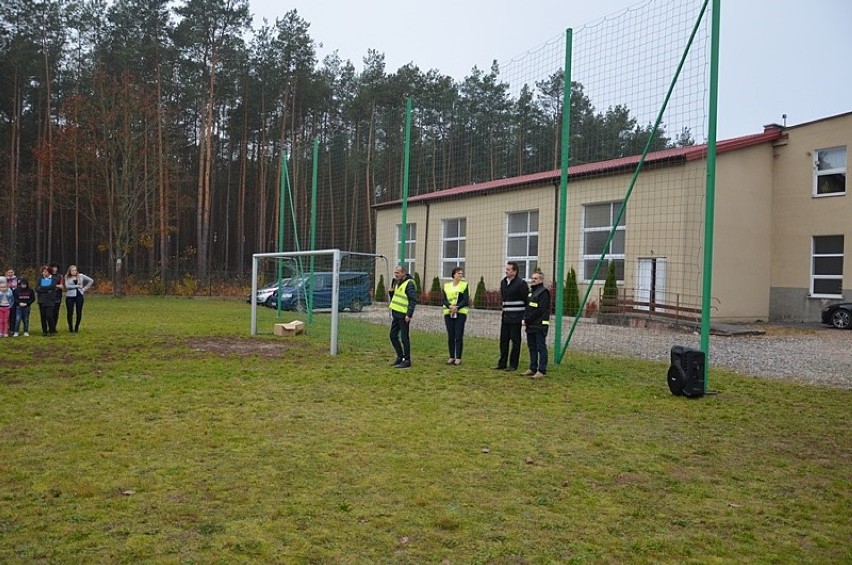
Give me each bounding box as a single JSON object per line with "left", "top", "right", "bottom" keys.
{"left": 1, "top": 296, "right": 850, "bottom": 563}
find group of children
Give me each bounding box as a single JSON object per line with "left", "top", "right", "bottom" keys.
{"left": 0, "top": 264, "right": 94, "bottom": 337}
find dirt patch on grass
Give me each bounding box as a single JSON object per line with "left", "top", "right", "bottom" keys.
{"left": 184, "top": 337, "right": 291, "bottom": 358}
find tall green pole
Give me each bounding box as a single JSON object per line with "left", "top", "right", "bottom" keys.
{"left": 276, "top": 150, "right": 287, "bottom": 316}
{"left": 701, "top": 0, "right": 721, "bottom": 387}
{"left": 553, "top": 28, "right": 573, "bottom": 365}
{"left": 308, "top": 137, "right": 319, "bottom": 321}
{"left": 399, "top": 97, "right": 412, "bottom": 266}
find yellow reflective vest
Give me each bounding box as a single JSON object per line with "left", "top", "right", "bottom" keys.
{"left": 390, "top": 278, "right": 413, "bottom": 315}
{"left": 442, "top": 280, "right": 469, "bottom": 316}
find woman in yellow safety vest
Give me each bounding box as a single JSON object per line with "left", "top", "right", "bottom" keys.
{"left": 442, "top": 266, "right": 470, "bottom": 365}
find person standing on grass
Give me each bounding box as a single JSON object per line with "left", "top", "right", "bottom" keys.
{"left": 12, "top": 276, "right": 35, "bottom": 337}
{"left": 523, "top": 270, "right": 551, "bottom": 379}
{"left": 5, "top": 269, "right": 17, "bottom": 332}
{"left": 494, "top": 261, "right": 528, "bottom": 372}
{"left": 388, "top": 265, "right": 417, "bottom": 369}
{"left": 36, "top": 265, "right": 58, "bottom": 336}
{"left": 442, "top": 266, "right": 469, "bottom": 365}
{"left": 49, "top": 263, "right": 63, "bottom": 333}
{"left": 0, "top": 277, "right": 13, "bottom": 337}
{"left": 64, "top": 265, "right": 94, "bottom": 333}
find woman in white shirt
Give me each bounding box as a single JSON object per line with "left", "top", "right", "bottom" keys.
{"left": 64, "top": 265, "right": 94, "bottom": 333}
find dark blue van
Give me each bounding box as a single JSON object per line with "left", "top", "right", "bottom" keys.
{"left": 267, "top": 272, "right": 372, "bottom": 312}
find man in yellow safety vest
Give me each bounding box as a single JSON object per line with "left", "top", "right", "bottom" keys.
{"left": 389, "top": 265, "right": 417, "bottom": 368}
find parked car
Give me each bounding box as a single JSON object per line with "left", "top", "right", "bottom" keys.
{"left": 247, "top": 278, "right": 291, "bottom": 306}
{"left": 821, "top": 302, "right": 852, "bottom": 329}
{"left": 267, "top": 272, "right": 372, "bottom": 312}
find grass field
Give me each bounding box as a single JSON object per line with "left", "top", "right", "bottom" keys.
{"left": 1, "top": 296, "right": 850, "bottom": 563}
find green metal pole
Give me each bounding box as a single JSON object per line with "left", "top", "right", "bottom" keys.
{"left": 308, "top": 137, "right": 319, "bottom": 322}
{"left": 399, "top": 97, "right": 412, "bottom": 266}
{"left": 281, "top": 150, "right": 305, "bottom": 312}
{"left": 558, "top": 0, "right": 711, "bottom": 361}
{"left": 553, "top": 29, "right": 573, "bottom": 365}
{"left": 276, "top": 150, "right": 287, "bottom": 317}
{"left": 701, "top": 0, "right": 721, "bottom": 387}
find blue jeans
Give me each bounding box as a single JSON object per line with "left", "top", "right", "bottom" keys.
{"left": 15, "top": 306, "right": 31, "bottom": 333}
{"left": 526, "top": 331, "right": 548, "bottom": 374}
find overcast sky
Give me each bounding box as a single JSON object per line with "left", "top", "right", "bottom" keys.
{"left": 249, "top": 0, "right": 851, "bottom": 140}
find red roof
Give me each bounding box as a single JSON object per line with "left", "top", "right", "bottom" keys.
{"left": 375, "top": 126, "right": 785, "bottom": 208}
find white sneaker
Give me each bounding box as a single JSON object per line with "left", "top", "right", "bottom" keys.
{"left": 23, "top": 332, "right": 29, "bottom": 337}
{"left": 13, "top": 332, "right": 18, "bottom": 337}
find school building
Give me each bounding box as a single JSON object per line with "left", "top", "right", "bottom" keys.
{"left": 374, "top": 111, "right": 851, "bottom": 323}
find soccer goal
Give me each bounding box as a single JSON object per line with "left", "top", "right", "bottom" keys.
{"left": 250, "top": 249, "right": 388, "bottom": 355}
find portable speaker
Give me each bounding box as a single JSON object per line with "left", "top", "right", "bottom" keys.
{"left": 668, "top": 345, "right": 705, "bottom": 398}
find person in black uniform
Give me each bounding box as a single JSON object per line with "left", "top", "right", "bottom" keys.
{"left": 523, "top": 270, "right": 551, "bottom": 379}
{"left": 494, "top": 261, "right": 528, "bottom": 371}
{"left": 388, "top": 265, "right": 417, "bottom": 369}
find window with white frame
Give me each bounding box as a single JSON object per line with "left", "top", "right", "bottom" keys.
{"left": 811, "top": 235, "right": 844, "bottom": 297}
{"left": 582, "top": 201, "right": 626, "bottom": 282}
{"left": 441, "top": 218, "right": 466, "bottom": 278}
{"left": 395, "top": 223, "right": 416, "bottom": 276}
{"left": 506, "top": 210, "right": 538, "bottom": 279}
{"left": 814, "top": 146, "right": 847, "bottom": 196}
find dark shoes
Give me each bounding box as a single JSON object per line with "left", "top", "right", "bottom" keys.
{"left": 394, "top": 359, "right": 412, "bottom": 369}
{"left": 392, "top": 358, "right": 402, "bottom": 366}
{"left": 492, "top": 365, "right": 507, "bottom": 370}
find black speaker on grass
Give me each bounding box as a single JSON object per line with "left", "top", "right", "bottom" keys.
{"left": 668, "top": 345, "right": 705, "bottom": 398}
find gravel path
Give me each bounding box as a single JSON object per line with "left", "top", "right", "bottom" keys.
{"left": 354, "top": 305, "right": 851, "bottom": 389}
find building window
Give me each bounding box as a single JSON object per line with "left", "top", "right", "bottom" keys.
{"left": 506, "top": 210, "right": 538, "bottom": 279}
{"left": 441, "top": 218, "right": 466, "bottom": 278}
{"left": 811, "top": 235, "right": 844, "bottom": 297}
{"left": 814, "top": 146, "right": 847, "bottom": 196}
{"left": 396, "top": 223, "right": 416, "bottom": 275}
{"left": 582, "top": 201, "right": 625, "bottom": 282}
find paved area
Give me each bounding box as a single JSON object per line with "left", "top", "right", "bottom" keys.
{"left": 352, "top": 305, "right": 851, "bottom": 389}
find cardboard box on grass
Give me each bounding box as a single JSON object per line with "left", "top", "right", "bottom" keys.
{"left": 274, "top": 320, "right": 305, "bottom": 337}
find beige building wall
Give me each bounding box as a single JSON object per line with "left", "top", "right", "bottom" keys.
{"left": 376, "top": 113, "right": 850, "bottom": 322}
{"left": 711, "top": 145, "right": 775, "bottom": 320}
{"left": 769, "top": 113, "right": 852, "bottom": 320}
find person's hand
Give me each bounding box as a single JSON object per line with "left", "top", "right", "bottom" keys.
{"left": 404, "top": 316, "right": 411, "bottom": 323}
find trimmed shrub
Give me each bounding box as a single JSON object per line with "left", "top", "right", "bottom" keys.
{"left": 565, "top": 266, "right": 580, "bottom": 317}
{"left": 375, "top": 274, "right": 386, "bottom": 302}
{"left": 600, "top": 262, "right": 618, "bottom": 314}
{"left": 473, "top": 276, "right": 487, "bottom": 309}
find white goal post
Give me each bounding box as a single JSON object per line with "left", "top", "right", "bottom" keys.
{"left": 250, "top": 249, "right": 388, "bottom": 355}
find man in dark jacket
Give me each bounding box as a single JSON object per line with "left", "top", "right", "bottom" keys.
{"left": 388, "top": 265, "right": 417, "bottom": 369}
{"left": 494, "top": 261, "right": 528, "bottom": 371}
{"left": 523, "top": 270, "right": 551, "bottom": 379}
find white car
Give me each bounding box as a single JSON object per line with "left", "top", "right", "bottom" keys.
{"left": 247, "top": 278, "right": 291, "bottom": 306}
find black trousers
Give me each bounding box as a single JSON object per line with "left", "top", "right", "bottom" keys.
{"left": 389, "top": 314, "right": 411, "bottom": 361}
{"left": 444, "top": 313, "right": 467, "bottom": 359}
{"left": 66, "top": 294, "right": 85, "bottom": 331}
{"left": 39, "top": 303, "right": 56, "bottom": 334}
{"left": 526, "top": 330, "right": 549, "bottom": 374}
{"left": 498, "top": 321, "right": 522, "bottom": 369}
